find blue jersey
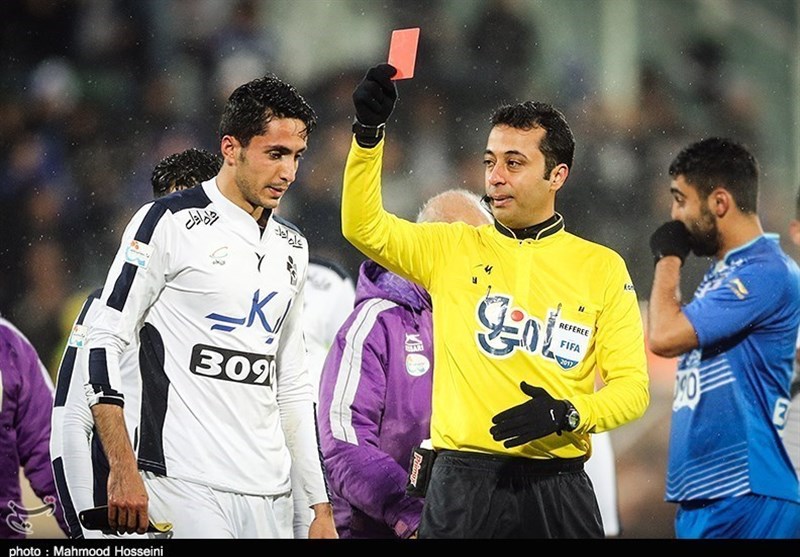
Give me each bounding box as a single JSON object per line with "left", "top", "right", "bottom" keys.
{"left": 666, "top": 235, "right": 800, "bottom": 503}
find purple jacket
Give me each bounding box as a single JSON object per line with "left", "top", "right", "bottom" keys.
{"left": 0, "top": 317, "right": 68, "bottom": 538}
{"left": 317, "top": 261, "right": 432, "bottom": 539}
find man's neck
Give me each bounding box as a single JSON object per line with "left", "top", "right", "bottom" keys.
{"left": 718, "top": 214, "right": 764, "bottom": 258}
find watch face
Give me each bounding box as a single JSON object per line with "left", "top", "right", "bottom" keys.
{"left": 567, "top": 409, "right": 579, "bottom": 430}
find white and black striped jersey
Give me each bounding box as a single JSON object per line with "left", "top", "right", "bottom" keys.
{"left": 50, "top": 289, "right": 142, "bottom": 538}
{"left": 86, "top": 178, "right": 327, "bottom": 501}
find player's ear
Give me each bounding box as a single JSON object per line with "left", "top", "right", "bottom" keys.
{"left": 220, "top": 135, "right": 239, "bottom": 163}
{"left": 549, "top": 163, "right": 569, "bottom": 193}
{"left": 710, "top": 188, "right": 731, "bottom": 218}
{"left": 789, "top": 219, "right": 800, "bottom": 247}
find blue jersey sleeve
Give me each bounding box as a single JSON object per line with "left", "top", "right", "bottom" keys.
{"left": 684, "top": 262, "right": 786, "bottom": 348}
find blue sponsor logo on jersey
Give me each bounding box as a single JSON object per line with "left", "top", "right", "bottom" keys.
{"left": 475, "top": 294, "right": 590, "bottom": 370}
{"left": 206, "top": 289, "right": 292, "bottom": 343}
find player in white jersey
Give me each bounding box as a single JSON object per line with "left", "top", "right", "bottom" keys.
{"left": 273, "top": 207, "right": 357, "bottom": 536}
{"left": 50, "top": 148, "right": 222, "bottom": 538}
{"left": 584, "top": 431, "right": 620, "bottom": 537}
{"left": 786, "top": 190, "right": 800, "bottom": 479}
{"left": 292, "top": 256, "right": 355, "bottom": 538}
{"left": 302, "top": 257, "right": 356, "bottom": 399}
{"left": 85, "top": 75, "right": 336, "bottom": 538}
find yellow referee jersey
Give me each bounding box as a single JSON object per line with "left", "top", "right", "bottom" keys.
{"left": 342, "top": 139, "right": 649, "bottom": 460}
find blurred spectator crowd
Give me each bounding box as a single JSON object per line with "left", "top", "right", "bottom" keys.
{"left": 0, "top": 0, "right": 780, "bottom": 375}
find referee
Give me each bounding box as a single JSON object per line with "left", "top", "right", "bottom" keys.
{"left": 340, "top": 64, "right": 649, "bottom": 538}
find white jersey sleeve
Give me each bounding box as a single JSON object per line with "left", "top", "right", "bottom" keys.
{"left": 278, "top": 274, "right": 330, "bottom": 509}
{"left": 52, "top": 290, "right": 146, "bottom": 539}
{"left": 86, "top": 201, "right": 169, "bottom": 409}
{"left": 51, "top": 292, "right": 103, "bottom": 538}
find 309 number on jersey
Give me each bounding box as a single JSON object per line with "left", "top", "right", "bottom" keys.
{"left": 190, "top": 344, "right": 275, "bottom": 386}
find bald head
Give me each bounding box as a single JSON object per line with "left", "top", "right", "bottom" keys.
{"left": 416, "top": 189, "right": 492, "bottom": 226}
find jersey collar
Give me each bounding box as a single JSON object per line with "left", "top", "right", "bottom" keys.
{"left": 494, "top": 213, "right": 564, "bottom": 241}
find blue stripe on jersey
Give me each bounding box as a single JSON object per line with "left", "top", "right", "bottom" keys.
{"left": 88, "top": 348, "right": 124, "bottom": 407}
{"left": 274, "top": 213, "right": 305, "bottom": 237}
{"left": 106, "top": 191, "right": 213, "bottom": 312}
{"left": 55, "top": 351, "right": 78, "bottom": 407}
{"left": 108, "top": 203, "right": 168, "bottom": 311}
{"left": 156, "top": 183, "right": 213, "bottom": 212}
{"left": 52, "top": 456, "right": 84, "bottom": 539}
{"left": 54, "top": 289, "right": 102, "bottom": 408}
{"left": 136, "top": 322, "right": 170, "bottom": 476}
{"left": 91, "top": 431, "right": 109, "bottom": 506}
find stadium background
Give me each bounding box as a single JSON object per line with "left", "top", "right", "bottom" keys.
{"left": 2, "top": 0, "right": 798, "bottom": 539}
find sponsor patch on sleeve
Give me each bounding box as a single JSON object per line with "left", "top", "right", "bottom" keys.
{"left": 68, "top": 324, "right": 89, "bottom": 348}
{"left": 726, "top": 278, "right": 749, "bottom": 300}
{"left": 125, "top": 240, "right": 154, "bottom": 269}
{"left": 623, "top": 282, "right": 635, "bottom": 293}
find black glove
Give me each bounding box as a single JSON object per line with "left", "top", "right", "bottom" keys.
{"left": 352, "top": 63, "right": 398, "bottom": 147}
{"left": 490, "top": 382, "right": 568, "bottom": 448}
{"left": 649, "top": 220, "right": 692, "bottom": 265}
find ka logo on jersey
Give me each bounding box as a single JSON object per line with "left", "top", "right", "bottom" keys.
{"left": 205, "top": 289, "right": 291, "bottom": 344}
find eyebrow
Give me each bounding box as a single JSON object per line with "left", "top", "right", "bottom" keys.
{"left": 484, "top": 149, "right": 528, "bottom": 158}
{"left": 669, "top": 186, "right": 685, "bottom": 197}
{"left": 267, "top": 145, "right": 306, "bottom": 155}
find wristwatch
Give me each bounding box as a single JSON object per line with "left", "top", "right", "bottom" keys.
{"left": 352, "top": 119, "right": 385, "bottom": 141}
{"left": 563, "top": 401, "right": 580, "bottom": 431}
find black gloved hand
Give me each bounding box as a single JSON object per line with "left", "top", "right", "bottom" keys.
{"left": 352, "top": 64, "right": 398, "bottom": 147}
{"left": 490, "top": 382, "right": 568, "bottom": 448}
{"left": 649, "top": 220, "right": 692, "bottom": 265}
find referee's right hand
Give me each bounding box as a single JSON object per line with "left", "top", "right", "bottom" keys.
{"left": 353, "top": 63, "right": 398, "bottom": 127}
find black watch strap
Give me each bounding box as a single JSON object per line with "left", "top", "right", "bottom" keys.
{"left": 352, "top": 119, "right": 385, "bottom": 147}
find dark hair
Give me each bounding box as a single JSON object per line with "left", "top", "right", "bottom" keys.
{"left": 490, "top": 101, "right": 575, "bottom": 176}
{"left": 150, "top": 148, "right": 222, "bottom": 198}
{"left": 668, "top": 137, "right": 759, "bottom": 213}
{"left": 218, "top": 74, "right": 317, "bottom": 147}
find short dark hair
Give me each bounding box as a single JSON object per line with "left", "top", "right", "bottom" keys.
{"left": 218, "top": 74, "right": 317, "bottom": 147}
{"left": 490, "top": 101, "right": 575, "bottom": 176}
{"left": 150, "top": 148, "right": 222, "bottom": 198}
{"left": 668, "top": 137, "right": 759, "bottom": 213}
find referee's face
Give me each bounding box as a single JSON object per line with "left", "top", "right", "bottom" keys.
{"left": 483, "top": 125, "right": 564, "bottom": 229}
{"left": 227, "top": 117, "right": 308, "bottom": 213}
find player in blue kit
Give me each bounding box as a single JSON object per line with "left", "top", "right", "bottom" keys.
{"left": 648, "top": 137, "right": 800, "bottom": 538}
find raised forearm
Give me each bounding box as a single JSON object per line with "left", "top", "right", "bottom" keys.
{"left": 648, "top": 257, "right": 697, "bottom": 357}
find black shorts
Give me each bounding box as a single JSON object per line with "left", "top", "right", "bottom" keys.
{"left": 419, "top": 450, "right": 603, "bottom": 539}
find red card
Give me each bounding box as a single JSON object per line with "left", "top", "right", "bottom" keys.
{"left": 387, "top": 27, "right": 420, "bottom": 80}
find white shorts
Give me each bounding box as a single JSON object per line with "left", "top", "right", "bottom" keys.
{"left": 585, "top": 431, "right": 620, "bottom": 537}
{"left": 143, "top": 472, "right": 293, "bottom": 538}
